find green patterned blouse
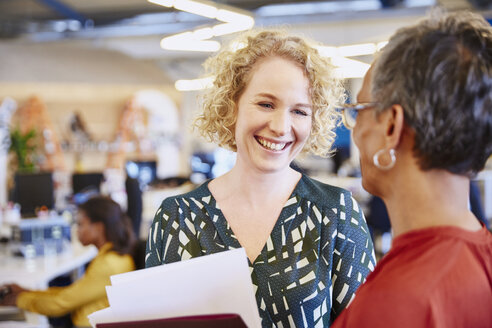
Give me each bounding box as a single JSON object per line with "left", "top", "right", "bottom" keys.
{"left": 145, "top": 174, "right": 375, "bottom": 327}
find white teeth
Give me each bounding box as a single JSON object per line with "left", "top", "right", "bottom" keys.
{"left": 258, "top": 138, "right": 286, "bottom": 151}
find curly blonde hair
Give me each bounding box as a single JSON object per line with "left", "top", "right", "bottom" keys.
{"left": 194, "top": 29, "right": 345, "bottom": 157}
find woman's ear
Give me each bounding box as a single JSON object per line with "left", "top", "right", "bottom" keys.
{"left": 385, "top": 104, "right": 405, "bottom": 150}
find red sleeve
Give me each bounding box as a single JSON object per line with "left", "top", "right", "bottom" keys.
{"left": 332, "top": 289, "right": 430, "bottom": 328}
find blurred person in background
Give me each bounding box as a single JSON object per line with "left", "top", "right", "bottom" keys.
{"left": 0, "top": 196, "right": 136, "bottom": 327}
{"left": 333, "top": 10, "right": 492, "bottom": 327}
{"left": 146, "top": 29, "right": 375, "bottom": 327}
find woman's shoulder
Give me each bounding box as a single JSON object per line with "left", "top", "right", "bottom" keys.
{"left": 104, "top": 251, "right": 134, "bottom": 267}
{"left": 91, "top": 247, "right": 135, "bottom": 274}
{"left": 160, "top": 180, "right": 212, "bottom": 207}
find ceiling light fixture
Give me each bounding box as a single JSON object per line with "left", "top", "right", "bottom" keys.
{"left": 331, "top": 56, "right": 371, "bottom": 79}
{"left": 314, "top": 41, "right": 388, "bottom": 78}
{"left": 148, "top": 0, "right": 254, "bottom": 52}
{"left": 174, "top": 0, "right": 218, "bottom": 18}
{"left": 376, "top": 41, "right": 388, "bottom": 51}
{"left": 173, "top": 40, "right": 386, "bottom": 91}
{"left": 147, "top": 0, "right": 175, "bottom": 7}
{"left": 256, "top": 0, "right": 381, "bottom": 17}
{"left": 160, "top": 31, "right": 221, "bottom": 52}
{"left": 316, "top": 42, "right": 381, "bottom": 57}
{"left": 338, "top": 43, "right": 377, "bottom": 57}
{"left": 175, "top": 76, "right": 215, "bottom": 91}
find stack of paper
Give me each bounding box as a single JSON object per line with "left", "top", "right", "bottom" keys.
{"left": 88, "top": 248, "right": 261, "bottom": 328}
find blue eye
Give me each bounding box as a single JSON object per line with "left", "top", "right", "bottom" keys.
{"left": 259, "top": 103, "right": 273, "bottom": 109}
{"left": 293, "top": 109, "right": 308, "bottom": 116}
{"left": 348, "top": 108, "right": 358, "bottom": 120}
{"left": 344, "top": 108, "right": 358, "bottom": 127}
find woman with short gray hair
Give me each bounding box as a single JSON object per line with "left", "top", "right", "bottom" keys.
{"left": 333, "top": 10, "right": 492, "bottom": 328}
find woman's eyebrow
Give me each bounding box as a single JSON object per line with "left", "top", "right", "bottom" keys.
{"left": 254, "top": 93, "right": 277, "bottom": 101}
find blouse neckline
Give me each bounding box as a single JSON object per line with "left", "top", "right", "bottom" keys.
{"left": 198, "top": 174, "right": 307, "bottom": 266}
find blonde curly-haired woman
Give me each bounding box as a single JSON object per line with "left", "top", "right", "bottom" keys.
{"left": 146, "top": 30, "right": 375, "bottom": 327}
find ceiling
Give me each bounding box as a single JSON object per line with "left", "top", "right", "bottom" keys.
{"left": 0, "top": 0, "right": 438, "bottom": 39}
{"left": 1, "top": 0, "right": 491, "bottom": 83}
{"left": 0, "top": 0, "right": 424, "bottom": 29}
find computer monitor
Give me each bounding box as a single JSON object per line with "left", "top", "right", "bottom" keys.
{"left": 125, "top": 160, "right": 157, "bottom": 188}
{"left": 72, "top": 172, "right": 104, "bottom": 195}
{"left": 12, "top": 172, "right": 55, "bottom": 217}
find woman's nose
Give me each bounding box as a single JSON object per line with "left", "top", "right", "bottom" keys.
{"left": 269, "top": 110, "right": 291, "bottom": 136}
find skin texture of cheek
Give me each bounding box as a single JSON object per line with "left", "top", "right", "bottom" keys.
{"left": 77, "top": 232, "right": 87, "bottom": 246}
{"left": 77, "top": 222, "right": 95, "bottom": 247}
{"left": 353, "top": 118, "right": 383, "bottom": 196}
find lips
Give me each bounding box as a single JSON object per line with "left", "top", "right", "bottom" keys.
{"left": 255, "top": 136, "right": 291, "bottom": 151}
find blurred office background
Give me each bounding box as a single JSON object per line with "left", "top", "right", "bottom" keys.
{"left": 0, "top": 0, "right": 491, "bottom": 258}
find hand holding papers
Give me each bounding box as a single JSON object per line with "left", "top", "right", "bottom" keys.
{"left": 88, "top": 248, "right": 261, "bottom": 328}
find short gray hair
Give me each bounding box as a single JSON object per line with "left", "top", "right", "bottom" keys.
{"left": 372, "top": 10, "right": 492, "bottom": 176}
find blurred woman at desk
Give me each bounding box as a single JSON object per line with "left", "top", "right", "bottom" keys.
{"left": 0, "top": 196, "right": 136, "bottom": 327}
{"left": 146, "top": 30, "right": 375, "bottom": 327}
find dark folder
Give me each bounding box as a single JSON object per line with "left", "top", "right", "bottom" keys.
{"left": 95, "top": 313, "right": 248, "bottom": 328}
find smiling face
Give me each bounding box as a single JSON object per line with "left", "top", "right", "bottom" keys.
{"left": 234, "top": 56, "right": 313, "bottom": 174}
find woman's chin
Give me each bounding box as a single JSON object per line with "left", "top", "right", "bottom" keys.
{"left": 361, "top": 177, "right": 381, "bottom": 198}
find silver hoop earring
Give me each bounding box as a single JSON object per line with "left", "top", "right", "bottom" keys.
{"left": 373, "top": 148, "right": 396, "bottom": 170}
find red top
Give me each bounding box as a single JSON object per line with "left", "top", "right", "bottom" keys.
{"left": 332, "top": 225, "right": 492, "bottom": 328}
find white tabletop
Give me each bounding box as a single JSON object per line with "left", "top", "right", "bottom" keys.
{"left": 0, "top": 239, "right": 97, "bottom": 326}
{"left": 0, "top": 240, "right": 97, "bottom": 289}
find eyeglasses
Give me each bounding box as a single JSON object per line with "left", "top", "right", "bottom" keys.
{"left": 339, "top": 102, "right": 378, "bottom": 129}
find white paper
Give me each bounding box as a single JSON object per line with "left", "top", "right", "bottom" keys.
{"left": 88, "top": 248, "right": 261, "bottom": 328}
{"left": 87, "top": 307, "right": 115, "bottom": 327}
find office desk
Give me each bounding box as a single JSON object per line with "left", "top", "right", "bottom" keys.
{"left": 0, "top": 241, "right": 97, "bottom": 288}
{"left": 0, "top": 240, "right": 97, "bottom": 326}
